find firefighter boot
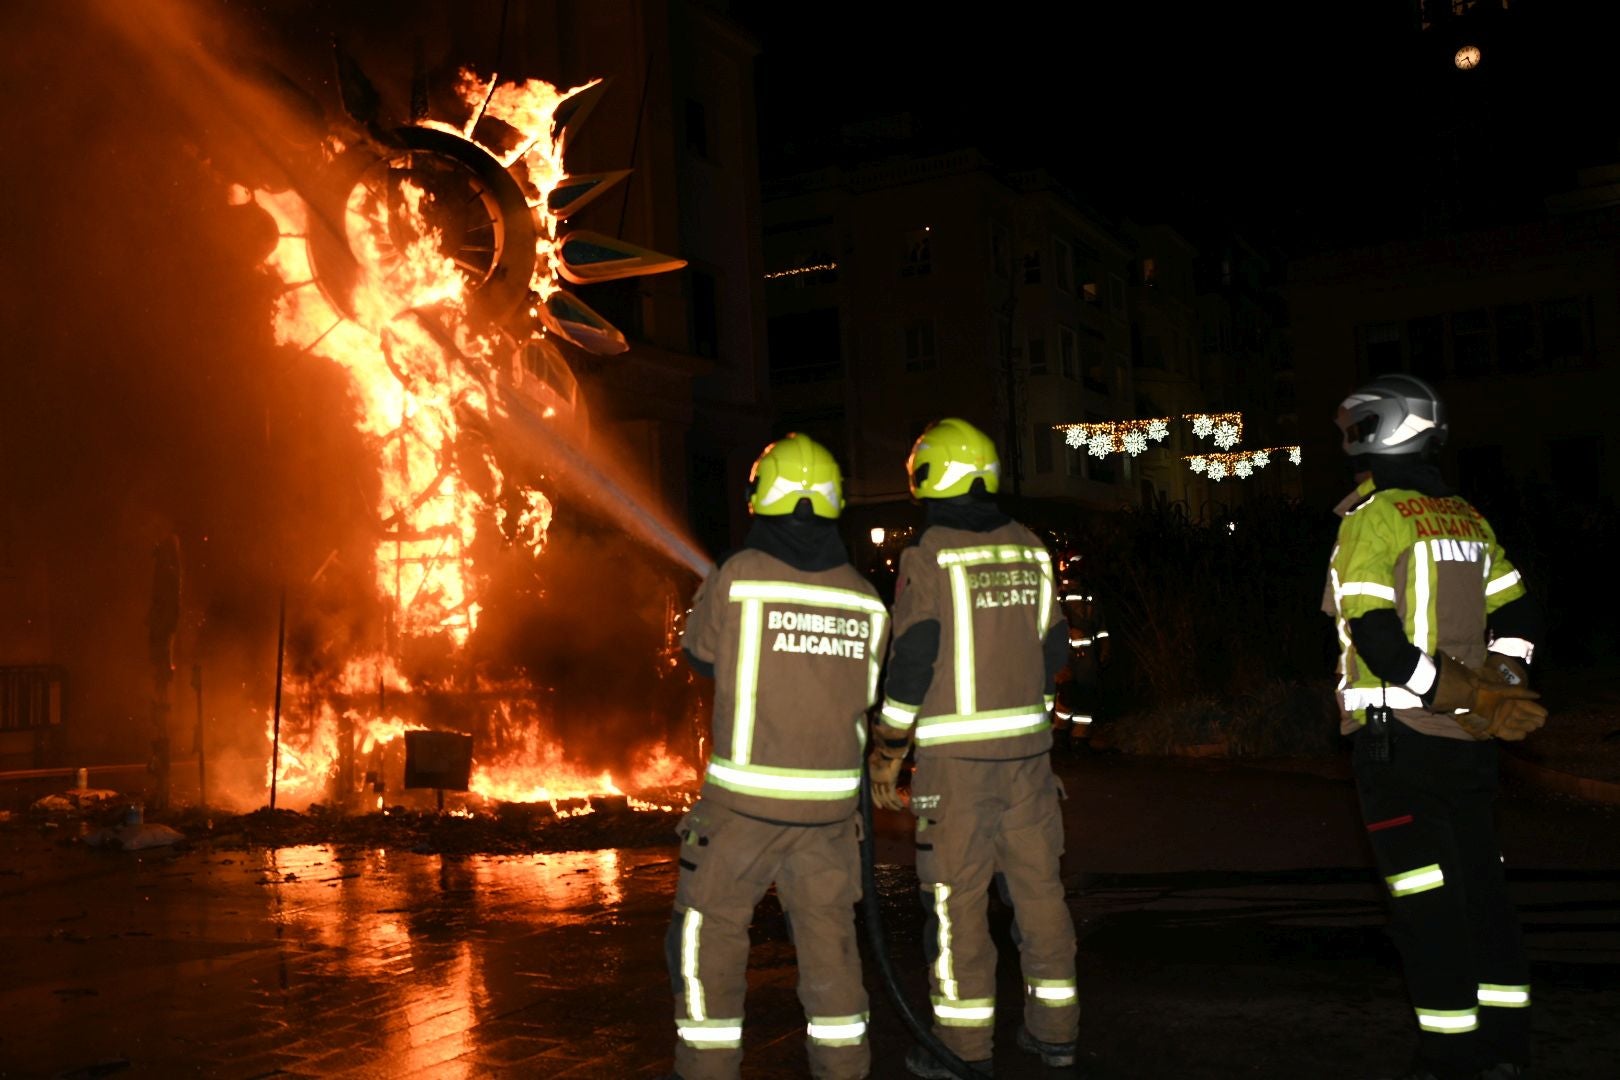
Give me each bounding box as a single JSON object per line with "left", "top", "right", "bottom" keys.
{"left": 1017, "top": 1025, "right": 1077, "bottom": 1068}
{"left": 904, "top": 1044, "right": 993, "bottom": 1078}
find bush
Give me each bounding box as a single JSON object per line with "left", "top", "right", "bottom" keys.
{"left": 1033, "top": 495, "right": 1344, "bottom": 757}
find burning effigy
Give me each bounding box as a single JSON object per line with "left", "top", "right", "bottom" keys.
{"left": 239, "top": 53, "right": 700, "bottom": 818}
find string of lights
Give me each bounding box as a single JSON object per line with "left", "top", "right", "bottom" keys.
{"left": 1053, "top": 412, "right": 1247, "bottom": 456}
{"left": 1055, "top": 418, "right": 1171, "bottom": 457}
{"left": 763, "top": 262, "right": 837, "bottom": 280}
{"left": 1185, "top": 412, "right": 1243, "bottom": 449}
{"left": 1185, "top": 446, "right": 1302, "bottom": 481}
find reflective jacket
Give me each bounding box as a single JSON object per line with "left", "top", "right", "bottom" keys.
{"left": 882, "top": 521, "right": 1062, "bottom": 759}
{"left": 1324, "top": 478, "right": 1528, "bottom": 740}
{"left": 682, "top": 549, "right": 889, "bottom": 824}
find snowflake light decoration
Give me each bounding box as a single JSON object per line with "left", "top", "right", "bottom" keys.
{"left": 1191, "top": 415, "right": 1214, "bottom": 438}
{"left": 1053, "top": 418, "right": 1172, "bottom": 457}
{"left": 1184, "top": 446, "right": 1301, "bottom": 481}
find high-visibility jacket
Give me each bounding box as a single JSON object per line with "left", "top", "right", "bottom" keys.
{"left": 682, "top": 549, "right": 889, "bottom": 824}
{"left": 1324, "top": 478, "right": 1529, "bottom": 739}
{"left": 882, "top": 521, "right": 1062, "bottom": 758}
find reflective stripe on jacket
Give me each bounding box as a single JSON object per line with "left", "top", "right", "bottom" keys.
{"left": 889, "top": 521, "right": 1063, "bottom": 759}
{"left": 682, "top": 551, "right": 889, "bottom": 822}
{"left": 1324, "top": 479, "right": 1527, "bottom": 739}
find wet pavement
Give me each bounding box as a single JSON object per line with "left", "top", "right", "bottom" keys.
{"left": 3, "top": 753, "right": 1618, "bottom": 1079}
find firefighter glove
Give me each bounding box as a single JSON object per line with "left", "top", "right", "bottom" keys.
{"left": 867, "top": 744, "right": 907, "bottom": 812}
{"left": 1432, "top": 652, "right": 1544, "bottom": 741}
{"left": 1487, "top": 652, "right": 1530, "bottom": 688}
{"left": 1481, "top": 694, "right": 1548, "bottom": 741}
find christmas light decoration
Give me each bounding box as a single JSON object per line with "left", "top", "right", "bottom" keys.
{"left": 1055, "top": 418, "right": 1173, "bottom": 456}
{"left": 764, "top": 261, "right": 837, "bottom": 281}
{"left": 1185, "top": 412, "right": 1244, "bottom": 448}
{"left": 1182, "top": 447, "right": 1302, "bottom": 481}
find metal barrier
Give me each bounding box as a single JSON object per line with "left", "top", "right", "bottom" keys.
{"left": 0, "top": 665, "right": 64, "bottom": 731}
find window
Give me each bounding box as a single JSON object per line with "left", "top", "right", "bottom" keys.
{"left": 768, "top": 309, "right": 841, "bottom": 384}
{"left": 901, "top": 228, "right": 932, "bottom": 277}
{"left": 1359, "top": 321, "right": 1402, "bottom": 375}
{"left": 1058, "top": 325, "right": 1078, "bottom": 379}
{"left": 904, "top": 319, "right": 937, "bottom": 372}
{"left": 1408, "top": 315, "right": 1445, "bottom": 380}
{"left": 777, "top": 408, "right": 847, "bottom": 468}
{"left": 1141, "top": 257, "right": 1157, "bottom": 286}
{"left": 1107, "top": 273, "right": 1127, "bottom": 317}
{"left": 1451, "top": 309, "right": 1490, "bottom": 376}
{"left": 1495, "top": 303, "right": 1535, "bottom": 373}
{"left": 1023, "top": 247, "right": 1042, "bottom": 284}
{"left": 1543, "top": 297, "right": 1585, "bottom": 366}
{"left": 1065, "top": 442, "right": 1083, "bottom": 476}
{"left": 990, "top": 224, "right": 1010, "bottom": 279}
{"left": 1081, "top": 280, "right": 1099, "bottom": 304}
{"left": 1026, "top": 335, "right": 1048, "bottom": 376}
{"left": 685, "top": 99, "right": 709, "bottom": 159}
{"left": 688, "top": 269, "right": 720, "bottom": 358}
{"left": 1054, "top": 238, "right": 1073, "bottom": 293}
{"left": 1031, "top": 424, "right": 1054, "bottom": 474}
{"left": 1085, "top": 453, "right": 1116, "bottom": 485}
{"left": 1082, "top": 337, "right": 1106, "bottom": 394}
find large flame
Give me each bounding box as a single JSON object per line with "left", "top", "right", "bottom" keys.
{"left": 248, "top": 71, "right": 692, "bottom": 812}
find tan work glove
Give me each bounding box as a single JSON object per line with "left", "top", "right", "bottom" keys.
{"left": 1432, "top": 652, "right": 1547, "bottom": 741}
{"left": 1486, "top": 653, "right": 1529, "bottom": 688}
{"left": 867, "top": 742, "right": 908, "bottom": 812}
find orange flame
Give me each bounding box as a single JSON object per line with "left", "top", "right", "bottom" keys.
{"left": 249, "top": 71, "right": 693, "bottom": 813}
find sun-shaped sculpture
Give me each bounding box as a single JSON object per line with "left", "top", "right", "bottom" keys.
{"left": 264, "top": 57, "right": 685, "bottom": 435}
{"left": 246, "top": 58, "right": 686, "bottom": 646}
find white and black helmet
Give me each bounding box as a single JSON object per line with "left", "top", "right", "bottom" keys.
{"left": 1336, "top": 373, "right": 1448, "bottom": 457}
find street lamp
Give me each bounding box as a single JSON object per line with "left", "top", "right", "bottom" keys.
{"left": 870, "top": 527, "right": 886, "bottom": 545}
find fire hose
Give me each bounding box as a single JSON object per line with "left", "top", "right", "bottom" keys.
{"left": 859, "top": 758, "right": 982, "bottom": 1080}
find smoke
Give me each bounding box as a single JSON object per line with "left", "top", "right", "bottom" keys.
{"left": 0, "top": 1, "right": 711, "bottom": 804}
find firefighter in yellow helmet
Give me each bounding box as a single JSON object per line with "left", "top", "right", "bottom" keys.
{"left": 1325, "top": 374, "right": 1545, "bottom": 1080}
{"left": 666, "top": 433, "right": 888, "bottom": 1080}
{"left": 869, "top": 418, "right": 1078, "bottom": 1078}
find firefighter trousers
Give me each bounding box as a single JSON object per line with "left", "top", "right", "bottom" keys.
{"left": 910, "top": 753, "right": 1078, "bottom": 1061}
{"left": 666, "top": 799, "right": 869, "bottom": 1080}
{"left": 1352, "top": 722, "right": 1531, "bottom": 1080}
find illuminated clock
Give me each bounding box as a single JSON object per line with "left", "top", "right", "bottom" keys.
{"left": 1454, "top": 45, "right": 1481, "bottom": 70}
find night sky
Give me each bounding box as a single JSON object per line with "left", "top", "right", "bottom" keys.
{"left": 732, "top": 0, "right": 1618, "bottom": 254}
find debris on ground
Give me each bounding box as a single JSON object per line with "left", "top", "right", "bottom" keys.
{"left": 29, "top": 789, "right": 124, "bottom": 814}
{"left": 83, "top": 823, "right": 186, "bottom": 851}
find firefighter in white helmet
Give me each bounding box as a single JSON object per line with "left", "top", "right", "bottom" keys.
{"left": 869, "top": 418, "right": 1078, "bottom": 1078}
{"left": 665, "top": 433, "right": 888, "bottom": 1080}
{"left": 1324, "top": 374, "right": 1545, "bottom": 1080}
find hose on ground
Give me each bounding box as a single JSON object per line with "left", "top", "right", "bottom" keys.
{"left": 859, "top": 759, "right": 982, "bottom": 1080}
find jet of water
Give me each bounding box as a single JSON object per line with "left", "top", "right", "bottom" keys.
{"left": 490, "top": 393, "right": 716, "bottom": 579}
